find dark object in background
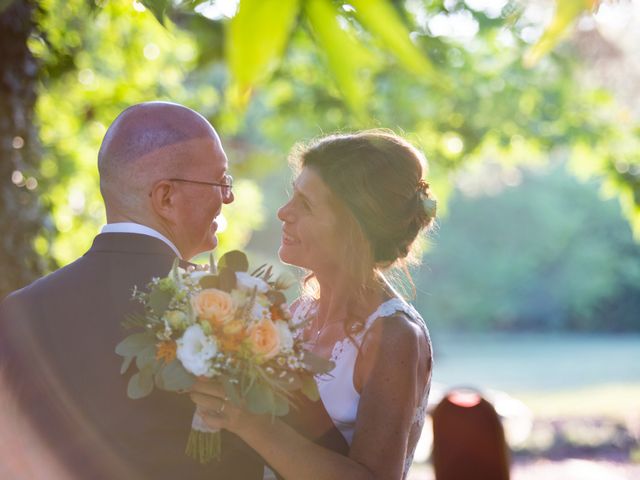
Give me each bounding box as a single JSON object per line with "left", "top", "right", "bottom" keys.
{"left": 432, "top": 388, "right": 510, "bottom": 480}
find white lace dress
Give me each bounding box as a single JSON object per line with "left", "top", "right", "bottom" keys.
{"left": 292, "top": 296, "right": 432, "bottom": 479}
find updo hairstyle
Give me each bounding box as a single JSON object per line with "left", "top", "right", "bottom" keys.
{"left": 291, "top": 130, "right": 436, "bottom": 274}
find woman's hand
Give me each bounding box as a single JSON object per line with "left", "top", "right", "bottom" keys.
{"left": 189, "top": 379, "right": 255, "bottom": 435}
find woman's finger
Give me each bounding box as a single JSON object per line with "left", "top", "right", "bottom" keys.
{"left": 191, "top": 379, "right": 226, "bottom": 397}
{"left": 190, "top": 392, "right": 227, "bottom": 411}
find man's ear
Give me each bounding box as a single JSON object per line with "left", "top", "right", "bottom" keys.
{"left": 149, "top": 180, "right": 176, "bottom": 220}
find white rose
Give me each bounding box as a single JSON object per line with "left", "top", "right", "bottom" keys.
{"left": 176, "top": 324, "right": 218, "bottom": 377}
{"left": 235, "top": 272, "right": 269, "bottom": 293}
{"left": 189, "top": 270, "right": 211, "bottom": 282}
{"left": 274, "top": 320, "right": 294, "bottom": 352}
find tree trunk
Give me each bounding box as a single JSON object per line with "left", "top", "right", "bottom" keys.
{"left": 0, "top": 0, "right": 52, "bottom": 299}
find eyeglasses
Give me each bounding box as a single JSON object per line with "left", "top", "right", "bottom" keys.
{"left": 167, "top": 174, "right": 233, "bottom": 200}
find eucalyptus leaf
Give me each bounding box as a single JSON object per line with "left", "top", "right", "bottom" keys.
{"left": 149, "top": 286, "right": 173, "bottom": 316}
{"left": 154, "top": 364, "right": 166, "bottom": 390}
{"left": 120, "top": 355, "right": 134, "bottom": 375}
{"left": 127, "top": 371, "right": 154, "bottom": 399}
{"left": 218, "top": 266, "right": 237, "bottom": 292}
{"left": 115, "top": 333, "right": 156, "bottom": 357}
{"left": 245, "top": 380, "right": 275, "bottom": 415}
{"left": 199, "top": 275, "right": 219, "bottom": 289}
{"left": 135, "top": 344, "right": 157, "bottom": 370}
{"left": 272, "top": 393, "right": 290, "bottom": 416}
{"left": 218, "top": 250, "right": 249, "bottom": 273}
{"left": 278, "top": 372, "right": 303, "bottom": 391}
{"left": 302, "top": 350, "right": 335, "bottom": 374}
{"left": 160, "top": 360, "right": 196, "bottom": 391}
{"left": 301, "top": 374, "right": 320, "bottom": 402}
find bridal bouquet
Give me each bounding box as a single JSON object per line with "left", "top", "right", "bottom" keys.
{"left": 115, "top": 250, "right": 332, "bottom": 463}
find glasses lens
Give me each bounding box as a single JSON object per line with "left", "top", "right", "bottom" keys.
{"left": 224, "top": 175, "right": 233, "bottom": 198}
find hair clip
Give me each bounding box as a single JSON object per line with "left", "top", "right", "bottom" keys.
{"left": 422, "top": 195, "right": 437, "bottom": 218}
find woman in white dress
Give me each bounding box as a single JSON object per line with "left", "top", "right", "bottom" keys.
{"left": 190, "top": 131, "right": 437, "bottom": 479}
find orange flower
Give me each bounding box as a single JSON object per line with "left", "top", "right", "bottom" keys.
{"left": 221, "top": 332, "right": 245, "bottom": 352}
{"left": 156, "top": 340, "right": 177, "bottom": 363}
{"left": 191, "top": 289, "right": 234, "bottom": 327}
{"left": 248, "top": 318, "right": 281, "bottom": 361}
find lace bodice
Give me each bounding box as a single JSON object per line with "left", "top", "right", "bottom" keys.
{"left": 292, "top": 296, "right": 432, "bottom": 479}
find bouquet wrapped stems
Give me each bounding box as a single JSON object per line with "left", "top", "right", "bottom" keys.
{"left": 185, "top": 408, "right": 221, "bottom": 463}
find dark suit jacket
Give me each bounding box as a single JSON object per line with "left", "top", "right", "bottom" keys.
{"left": 0, "top": 233, "right": 264, "bottom": 479}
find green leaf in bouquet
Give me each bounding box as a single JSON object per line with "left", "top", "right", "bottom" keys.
{"left": 222, "top": 376, "right": 242, "bottom": 406}
{"left": 154, "top": 364, "right": 166, "bottom": 390}
{"left": 199, "top": 275, "right": 219, "bottom": 289}
{"left": 218, "top": 266, "right": 237, "bottom": 292}
{"left": 127, "top": 371, "right": 154, "bottom": 399}
{"left": 218, "top": 250, "right": 249, "bottom": 273}
{"left": 120, "top": 355, "right": 134, "bottom": 375}
{"left": 250, "top": 264, "right": 268, "bottom": 278}
{"left": 135, "top": 344, "right": 157, "bottom": 371}
{"left": 272, "top": 392, "right": 290, "bottom": 417}
{"left": 209, "top": 252, "right": 217, "bottom": 274}
{"left": 301, "top": 374, "right": 320, "bottom": 402}
{"left": 159, "top": 360, "right": 195, "bottom": 391}
{"left": 277, "top": 371, "right": 303, "bottom": 392}
{"left": 170, "top": 258, "right": 181, "bottom": 285}
{"left": 245, "top": 380, "right": 275, "bottom": 415}
{"left": 115, "top": 333, "right": 156, "bottom": 357}
{"left": 121, "top": 312, "right": 149, "bottom": 330}
{"left": 149, "top": 286, "right": 173, "bottom": 316}
{"left": 302, "top": 351, "right": 335, "bottom": 374}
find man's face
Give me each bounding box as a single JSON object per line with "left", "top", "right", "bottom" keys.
{"left": 172, "top": 136, "right": 234, "bottom": 259}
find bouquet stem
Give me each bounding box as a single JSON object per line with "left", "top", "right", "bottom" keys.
{"left": 185, "top": 429, "right": 221, "bottom": 464}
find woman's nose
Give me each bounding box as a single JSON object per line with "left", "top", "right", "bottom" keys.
{"left": 277, "top": 200, "right": 293, "bottom": 222}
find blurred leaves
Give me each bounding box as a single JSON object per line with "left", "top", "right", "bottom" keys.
{"left": 524, "top": 0, "right": 602, "bottom": 68}
{"left": 350, "top": 0, "right": 433, "bottom": 77}
{"left": 226, "top": 0, "right": 300, "bottom": 110}
{"left": 141, "top": 0, "right": 171, "bottom": 25}
{"left": 0, "top": 0, "right": 15, "bottom": 14}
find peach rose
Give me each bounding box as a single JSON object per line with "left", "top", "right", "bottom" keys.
{"left": 191, "top": 288, "right": 234, "bottom": 326}
{"left": 248, "top": 318, "right": 281, "bottom": 361}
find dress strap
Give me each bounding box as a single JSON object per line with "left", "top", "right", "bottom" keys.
{"left": 356, "top": 298, "right": 427, "bottom": 341}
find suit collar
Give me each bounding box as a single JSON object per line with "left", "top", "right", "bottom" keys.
{"left": 87, "top": 233, "right": 197, "bottom": 269}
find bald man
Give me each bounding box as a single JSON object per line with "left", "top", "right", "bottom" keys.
{"left": 0, "top": 102, "right": 264, "bottom": 479}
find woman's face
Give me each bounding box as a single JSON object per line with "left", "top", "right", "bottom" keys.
{"left": 277, "top": 167, "right": 344, "bottom": 275}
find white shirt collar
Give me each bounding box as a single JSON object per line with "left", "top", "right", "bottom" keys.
{"left": 100, "top": 222, "right": 182, "bottom": 259}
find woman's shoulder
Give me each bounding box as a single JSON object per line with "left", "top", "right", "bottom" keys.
{"left": 360, "top": 298, "right": 430, "bottom": 353}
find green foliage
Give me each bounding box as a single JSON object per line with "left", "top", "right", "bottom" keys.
{"left": 217, "top": 249, "right": 249, "bottom": 273}
{"left": 28, "top": 0, "right": 264, "bottom": 268}
{"left": 226, "top": 0, "right": 300, "bottom": 109}
{"left": 416, "top": 165, "right": 640, "bottom": 332}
